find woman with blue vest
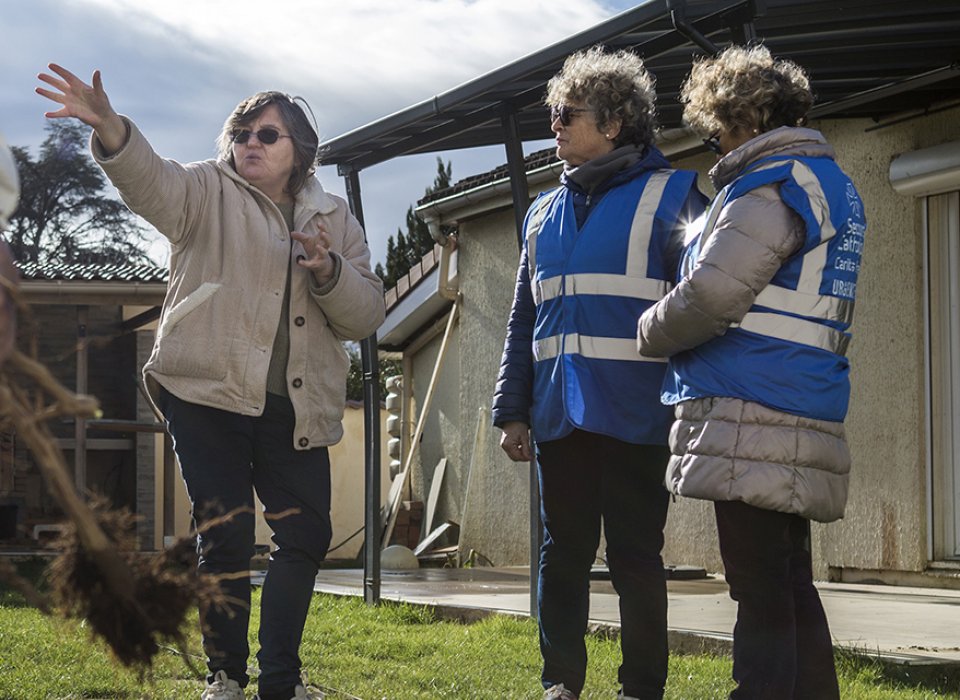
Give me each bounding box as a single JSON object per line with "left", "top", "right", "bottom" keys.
{"left": 638, "top": 45, "right": 866, "bottom": 699}
{"left": 492, "top": 47, "right": 706, "bottom": 700}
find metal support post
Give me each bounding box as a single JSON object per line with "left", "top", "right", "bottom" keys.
{"left": 499, "top": 105, "right": 542, "bottom": 618}
{"left": 342, "top": 165, "right": 382, "bottom": 605}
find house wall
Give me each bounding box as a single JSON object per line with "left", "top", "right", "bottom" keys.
{"left": 407, "top": 325, "right": 463, "bottom": 542}
{"left": 456, "top": 208, "right": 539, "bottom": 565}
{"left": 434, "top": 106, "right": 960, "bottom": 579}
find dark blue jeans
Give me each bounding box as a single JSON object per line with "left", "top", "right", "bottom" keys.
{"left": 714, "top": 501, "right": 840, "bottom": 700}
{"left": 159, "top": 388, "right": 332, "bottom": 695}
{"left": 536, "top": 430, "right": 670, "bottom": 699}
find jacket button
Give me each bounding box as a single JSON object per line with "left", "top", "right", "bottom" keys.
{"left": 294, "top": 316, "right": 305, "bottom": 326}
{"left": 298, "top": 437, "right": 309, "bottom": 448}
{"left": 292, "top": 377, "right": 303, "bottom": 388}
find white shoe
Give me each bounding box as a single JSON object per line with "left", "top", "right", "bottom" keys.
{"left": 201, "top": 670, "right": 244, "bottom": 700}
{"left": 292, "top": 681, "right": 324, "bottom": 699}
{"left": 543, "top": 683, "right": 578, "bottom": 700}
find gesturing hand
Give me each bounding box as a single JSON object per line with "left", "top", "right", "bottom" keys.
{"left": 36, "top": 64, "right": 126, "bottom": 154}
{"left": 291, "top": 226, "right": 336, "bottom": 285}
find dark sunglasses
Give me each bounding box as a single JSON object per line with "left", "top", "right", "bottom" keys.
{"left": 550, "top": 105, "right": 594, "bottom": 126}
{"left": 232, "top": 128, "right": 292, "bottom": 145}
{"left": 703, "top": 134, "right": 723, "bottom": 155}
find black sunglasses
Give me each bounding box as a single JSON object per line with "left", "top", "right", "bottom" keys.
{"left": 232, "top": 128, "right": 292, "bottom": 145}
{"left": 703, "top": 134, "right": 723, "bottom": 155}
{"left": 550, "top": 105, "right": 594, "bottom": 126}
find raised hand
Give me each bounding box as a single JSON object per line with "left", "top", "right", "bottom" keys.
{"left": 292, "top": 225, "right": 337, "bottom": 285}
{"left": 36, "top": 64, "right": 126, "bottom": 154}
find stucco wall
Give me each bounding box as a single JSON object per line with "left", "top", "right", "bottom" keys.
{"left": 423, "top": 107, "right": 960, "bottom": 578}
{"left": 663, "top": 111, "right": 960, "bottom": 577}
{"left": 407, "top": 325, "right": 463, "bottom": 541}
{"left": 456, "top": 208, "right": 537, "bottom": 565}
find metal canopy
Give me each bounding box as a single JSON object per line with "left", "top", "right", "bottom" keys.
{"left": 320, "top": 0, "right": 960, "bottom": 172}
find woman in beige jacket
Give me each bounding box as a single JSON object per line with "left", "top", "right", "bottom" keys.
{"left": 37, "top": 64, "right": 384, "bottom": 700}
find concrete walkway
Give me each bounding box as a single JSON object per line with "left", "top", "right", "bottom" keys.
{"left": 304, "top": 566, "right": 960, "bottom": 677}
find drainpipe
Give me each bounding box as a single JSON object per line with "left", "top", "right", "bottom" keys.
{"left": 667, "top": 0, "right": 721, "bottom": 55}
{"left": 426, "top": 219, "right": 459, "bottom": 302}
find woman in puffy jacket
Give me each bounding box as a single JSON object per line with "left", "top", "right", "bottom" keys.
{"left": 638, "top": 45, "right": 866, "bottom": 700}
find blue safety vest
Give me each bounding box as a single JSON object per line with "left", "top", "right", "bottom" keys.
{"left": 663, "top": 155, "right": 866, "bottom": 421}
{"left": 527, "top": 169, "right": 699, "bottom": 444}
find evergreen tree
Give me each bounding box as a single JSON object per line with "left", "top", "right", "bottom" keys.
{"left": 7, "top": 122, "right": 150, "bottom": 265}
{"left": 378, "top": 157, "right": 454, "bottom": 290}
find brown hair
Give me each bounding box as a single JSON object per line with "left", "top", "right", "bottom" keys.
{"left": 216, "top": 91, "right": 319, "bottom": 196}
{"left": 680, "top": 44, "right": 813, "bottom": 137}
{"left": 545, "top": 45, "right": 657, "bottom": 148}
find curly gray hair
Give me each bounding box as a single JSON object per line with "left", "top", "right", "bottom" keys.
{"left": 216, "top": 91, "right": 319, "bottom": 196}
{"left": 680, "top": 44, "right": 813, "bottom": 137}
{"left": 545, "top": 45, "right": 657, "bottom": 148}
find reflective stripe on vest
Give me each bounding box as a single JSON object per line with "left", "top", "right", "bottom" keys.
{"left": 696, "top": 159, "right": 853, "bottom": 355}
{"left": 534, "top": 333, "right": 668, "bottom": 363}
{"left": 530, "top": 171, "right": 675, "bottom": 306}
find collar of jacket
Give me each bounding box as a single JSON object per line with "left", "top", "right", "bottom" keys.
{"left": 709, "top": 126, "right": 836, "bottom": 190}
{"left": 216, "top": 160, "right": 340, "bottom": 218}
{"left": 562, "top": 144, "right": 670, "bottom": 197}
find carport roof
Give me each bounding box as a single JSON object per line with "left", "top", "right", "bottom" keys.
{"left": 319, "top": 0, "right": 960, "bottom": 172}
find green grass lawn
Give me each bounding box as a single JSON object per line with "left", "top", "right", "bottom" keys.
{"left": 0, "top": 559, "right": 956, "bottom": 699}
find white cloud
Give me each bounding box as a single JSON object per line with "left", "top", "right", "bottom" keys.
{"left": 7, "top": 0, "right": 633, "bottom": 266}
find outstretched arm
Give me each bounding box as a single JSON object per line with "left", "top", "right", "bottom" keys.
{"left": 36, "top": 64, "right": 127, "bottom": 155}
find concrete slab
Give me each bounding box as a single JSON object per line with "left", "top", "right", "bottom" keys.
{"left": 294, "top": 566, "right": 960, "bottom": 672}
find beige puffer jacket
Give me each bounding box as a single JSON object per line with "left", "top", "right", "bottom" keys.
{"left": 94, "top": 118, "right": 385, "bottom": 449}
{"left": 637, "top": 127, "right": 850, "bottom": 522}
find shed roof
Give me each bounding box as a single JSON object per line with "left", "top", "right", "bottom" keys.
{"left": 319, "top": 0, "right": 960, "bottom": 172}
{"left": 17, "top": 261, "right": 168, "bottom": 284}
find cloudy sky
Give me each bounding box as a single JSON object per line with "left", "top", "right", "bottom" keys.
{"left": 3, "top": 0, "right": 639, "bottom": 267}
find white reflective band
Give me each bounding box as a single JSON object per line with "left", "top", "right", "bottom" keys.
{"left": 536, "top": 273, "right": 671, "bottom": 305}
{"left": 534, "top": 333, "right": 667, "bottom": 363}
{"left": 735, "top": 312, "right": 850, "bottom": 355}
{"left": 626, "top": 170, "right": 672, "bottom": 277}
{"left": 526, "top": 193, "right": 557, "bottom": 279}
{"left": 754, "top": 284, "right": 854, "bottom": 326}
{"left": 786, "top": 160, "right": 837, "bottom": 294}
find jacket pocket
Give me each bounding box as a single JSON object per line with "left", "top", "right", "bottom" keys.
{"left": 155, "top": 283, "right": 239, "bottom": 380}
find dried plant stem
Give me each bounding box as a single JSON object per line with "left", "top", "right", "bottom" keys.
{"left": 0, "top": 350, "right": 140, "bottom": 613}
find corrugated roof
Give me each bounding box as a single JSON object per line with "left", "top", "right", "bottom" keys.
{"left": 320, "top": 0, "right": 960, "bottom": 172}
{"left": 16, "top": 261, "right": 168, "bottom": 284}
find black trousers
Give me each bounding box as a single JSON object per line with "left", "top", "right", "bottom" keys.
{"left": 714, "top": 500, "right": 840, "bottom": 700}
{"left": 160, "top": 387, "right": 332, "bottom": 694}
{"left": 536, "top": 430, "right": 670, "bottom": 699}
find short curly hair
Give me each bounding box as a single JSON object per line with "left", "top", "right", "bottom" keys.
{"left": 545, "top": 45, "right": 657, "bottom": 148}
{"left": 216, "top": 91, "right": 320, "bottom": 196}
{"left": 680, "top": 44, "right": 813, "bottom": 137}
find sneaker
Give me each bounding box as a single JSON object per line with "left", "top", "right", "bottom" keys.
{"left": 292, "top": 684, "right": 324, "bottom": 699}
{"left": 543, "top": 683, "right": 578, "bottom": 700}
{"left": 201, "top": 670, "right": 244, "bottom": 700}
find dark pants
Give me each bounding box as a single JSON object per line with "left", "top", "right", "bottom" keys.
{"left": 536, "top": 430, "right": 670, "bottom": 699}
{"left": 714, "top": 501, "right": 840, "bottom": 700}
{"left": 159, "top": 388, "right": 332, "bottom": 695}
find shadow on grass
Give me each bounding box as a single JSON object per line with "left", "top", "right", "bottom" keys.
{"left": 0, "top": 556, "right": 51, "bottom": 608}
{"left": 836, "top": 644, "right": 960, "bottom": 696}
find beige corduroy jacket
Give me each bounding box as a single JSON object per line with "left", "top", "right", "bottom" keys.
{"left": 94, "top": 118, "right": 384, "bottom": 449}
